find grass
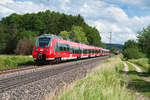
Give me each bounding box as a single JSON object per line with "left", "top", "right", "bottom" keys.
{"left": 0, "top": 55, "right": 35, "bottom": 70}
{"left": 126, "top": 62, "right": 136, "bottom": 71}
{"left": 125, "top": 62, "right": 142, "bottom": 80}
{"left": 56, "top": 56, "right": 139, "bottom": 100}
{"left": 128, "top": 58, "right": 150, "bottom": 72}
{"left": 125, "top": 62, "right": 150, "bottom": 98}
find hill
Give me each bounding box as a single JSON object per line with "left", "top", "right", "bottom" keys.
{"left": 105, "top": 43, "right": 123, "bottom": 50}
{"left": 0, "top": 10, "right": 104, "bottom": 54}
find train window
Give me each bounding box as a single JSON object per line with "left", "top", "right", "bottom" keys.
{"left": 81, "top": 48, "right": 83, "bottom": 54}
{"left": 77, "top": 48, "right": 79, "bottom": 54}
{"left": 66, "top": 45, "right": 70, "bottom": 51}
{"left": 78, "top": 48, "right": 81, "bottom": 54}
{"left": 97, "top": 50, "right": 98, "bottom": 53}
{"left": 75, "top": 48, "right": 77, "bottom": 54}
{"left": 70, "top": 46, "right": 73, "bottom": 54}
{"left": 75, "top": 49, "right": 77, "bottom": 54}
{"left": 78, "top": 49, "right": 80, "bottom": 54}
{"left": 92, "top": 50, "right": 94, "bottom": 53}
{"left": 83, "top": 49, "right": 85, "bottom": 54}
{"left": 58, "top": 43, "right": 64, "bottom": 51}
{"left": 72, "top": 48, "right": 74, "bottom": 54}
{"left": 38, "top": 37, "right": 51, "bottom": 48}
{"left": 79, "top": 49, "right": 81, "bottom": 54}
{"left": 74, "top": 48, "right": 78, "bottom": 54}
{"left": 63, "top": 46, "right": 66, "bottom": 51}
{"left": 83, "top": 49, "right": 87, "bottom": 54}
{"left": 60, "top": 46, "right": 63, "bottom": 51}
{"left": 84, "top": 49, "right": 86, "bottom": 54}
{"left": 77, "top": 49, "right": 79, "bottom": 54}
{"left": 54, "top": 42, "right": 59, "bottom": 51}
{"left": 63, "top": 44, "right": 66, "bottom": 51}
{"left": 88, "top": 49, "right": 90, "bottom": 53}
{"left": 74, "top": 48, "right": 76, "bottom": 54}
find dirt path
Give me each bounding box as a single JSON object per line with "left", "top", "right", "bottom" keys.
{"left": 128, "top": 62, "right": 142, "bottom": 72}
{"left": 123, "top": 62, "right": 129, "bottom": 72}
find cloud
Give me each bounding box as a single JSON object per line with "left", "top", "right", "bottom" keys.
{"left": 0, "top": 0, "right": 13, "bottom": 4}
{"left": 79, "top": 0, "right": 150, "bottom": 44}
{"left": 0, "top": 0, "right": 48, "bottom": 17}
{"left": 105, "top": 0, "right": 150, "bottom": 9}
{"left": 0, "top": 0, "right": 150, "bottom": 44}
{"left": 60, "top": 0, "right": 70, "bottom": 12}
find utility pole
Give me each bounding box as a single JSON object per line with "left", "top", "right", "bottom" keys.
{"left": 109, "top": 32, "right": 112, "bottom": 46}
{"left": 109, "top": 32, "right": 112, "bottom": 57}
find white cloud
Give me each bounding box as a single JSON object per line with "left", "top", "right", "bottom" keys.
{"left": 122, "top": 0, "right": 150, "bottom": 9}
{"left": 0, "top": 0, "right": 13, "bottom": 4}
{"left": 0, "top": 0, "right": 48, "bottom": 17}
{"left": 79, "top": 0, "right": 150, "bottom": 44}
{"left": 0, "top": 0, "right": 150, "bottom": 44}
{"left": 60, "top": 0, "right": 70, "bottom": 12}
{"left": 105, "top": 0, "right": 150, "bottom": 9}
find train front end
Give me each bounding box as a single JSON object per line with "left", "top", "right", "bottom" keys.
{"left": 32, "top": 35, "right": 54, "bottom": 62}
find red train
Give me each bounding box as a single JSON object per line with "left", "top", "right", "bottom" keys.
{"left": 32, "top": 34, "right": 110, "bottom": 63}
{"left": 114, "top": 50, "right": 120, "bottom": 55}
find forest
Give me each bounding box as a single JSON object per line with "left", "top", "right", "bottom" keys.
{"left": 0, "top": 10, "right": 105, "bottom": 55}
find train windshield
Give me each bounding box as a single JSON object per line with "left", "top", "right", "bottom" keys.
{"left": 37, "top": 37, "right": 51, "bottom": 48}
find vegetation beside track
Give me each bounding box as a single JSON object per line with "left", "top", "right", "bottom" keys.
{"left": 128, "top": 58, "right": 150, "bottom": 72}
{"left": 124, "top": 60, "right": 150, "bottom": 98}
{"left": 56, "top": 56, "right": 139, "bottom": 100}
{"left": 0, "top": 55, "right": 34, "bottom": 70}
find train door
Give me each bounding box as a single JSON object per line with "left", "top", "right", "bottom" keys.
{"left": 69, "top": 46, "right": 73, "bottom": 59}
{"left": 81, "top": 48, "right": 84, "bottom": 58}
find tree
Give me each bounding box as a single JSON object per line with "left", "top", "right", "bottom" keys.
{"left": 137, "top": 26, "right": 150, "bottom": 58}
{"left": 16, "top": 37, "right": 36, "bottom": 55}
{"left": 122, "top": 40, "right": 142, "bottom": 59}
{"left": 0, "top": 10, "right": 103, "bottom": 54}
{"left": 18, "top": 30, "right": 37, "bottom": 40}
{"left": 59, "top": 26, "right": 89, "bottom": 44}
{"left": 59, "top": 31, "right": 70, "bottom": 38}
{"left": 123, "top": 48, "right": 145, "bottom": 59}
{"left": 83, "top": 24, "right": 104, "bottom": 47}
{"left": 123, "top": 40, "right": 138, "bottom": 51}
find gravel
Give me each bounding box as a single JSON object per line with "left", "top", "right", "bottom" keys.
{"left": 0, "top": 57, "right": 106, "bottom": 100}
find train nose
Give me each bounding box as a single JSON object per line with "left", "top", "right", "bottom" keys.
{"left": 37, "top": 54, "right": 46, "bottom": 61}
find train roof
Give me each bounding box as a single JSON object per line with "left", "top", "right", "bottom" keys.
{"left": 38, "top": 34, "right": 109, "bottom": 51}
{"left": 39, "top": 34, "right": 83, "bottom": 43}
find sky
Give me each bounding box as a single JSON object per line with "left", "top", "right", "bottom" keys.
{"left": 0, "top": 0, "right": 150, "bottom": 44}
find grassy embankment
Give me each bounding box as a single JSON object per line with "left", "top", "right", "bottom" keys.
{"left": 0, "top": 55, "right": 34, "bottom": 70}
{"left": 55, "top": 56, "right": 140, "bottom": 100}
{"left": 127, "top": 58, "right": 150, "bottom": 97}
{"left": 129, "top": 58, "right": 149, "bottom": 72}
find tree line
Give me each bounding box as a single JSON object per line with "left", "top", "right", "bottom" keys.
{"left": 0, "top": 10, "right": 105, "bottom": 55}
{"left": 123, "top": 26, "right": 150, "bottom": 61}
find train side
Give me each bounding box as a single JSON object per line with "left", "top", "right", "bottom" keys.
{"left": 32, "top": 34, "right": 109, "bottom": 63}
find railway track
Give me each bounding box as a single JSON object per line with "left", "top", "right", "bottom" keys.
{"left": 0, "top": 56, "right": 108, "bottom": 93}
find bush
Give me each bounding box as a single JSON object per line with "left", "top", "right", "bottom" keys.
{"left": 123, "top": 48, "right": 145, "bottom": 59}
{"left": 129, "top": 58, "right": 149, "bottom": 72}
{"left": 16, "top": 37, "right": 36, "bottom": 55}
{"left": 0, "top": 55, "right": 34, "bottom": 70}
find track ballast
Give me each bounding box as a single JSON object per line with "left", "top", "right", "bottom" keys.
{"left": 0, "top": 56, "right": 108, "bottom": 93}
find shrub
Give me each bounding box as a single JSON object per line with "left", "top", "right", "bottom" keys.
{"left": 16, "top": 37, "right": 36, "bottom": 55}
{"left": 0, "top": 55, "right": 34, "bottom": 70}
{"left": 123, "top": 48, "right": 145, "bottom": 59}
